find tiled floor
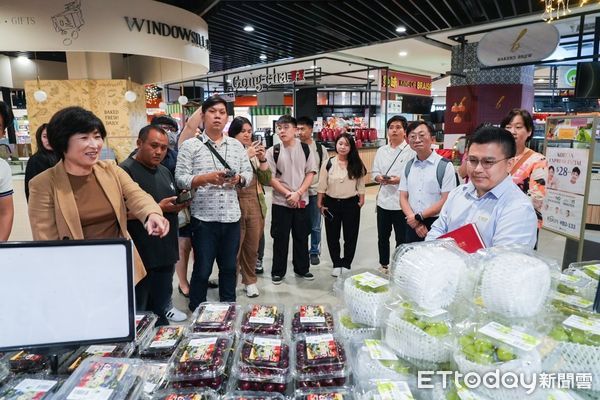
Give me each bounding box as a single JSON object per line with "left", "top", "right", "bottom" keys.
{"left": 7, "top": 174, "right": 577, "bottom": 320}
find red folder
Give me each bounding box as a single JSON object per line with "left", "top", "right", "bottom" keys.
{"left": 439, "top": 223, "right": 485, "bottom": 253}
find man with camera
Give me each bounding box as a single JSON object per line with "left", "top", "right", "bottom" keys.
{"left": 175, "top": 96, "right": 253, "bottom": 311}
{"left": 120, "top": 124, "right": 190, "bottom": 325}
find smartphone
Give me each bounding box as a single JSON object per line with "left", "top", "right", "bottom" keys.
{"left": 175, "top": 191, "right": 193, "bottom": 204}
{"left": 224, "top": 169, "right": 237, "bottom": 178}
{"left": 324, "top": 209, "right": 334, "bottom": 221}
{"left": 382, "top": 175, "right": 391, "bottom": 180}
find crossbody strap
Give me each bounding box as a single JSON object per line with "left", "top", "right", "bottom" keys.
{"left": 203, "top": 138, "right": 232, "bottom": 170}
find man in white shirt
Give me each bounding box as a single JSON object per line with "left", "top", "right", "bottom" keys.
{"left": 266, "top": 115, "right": 318, "bottom": 284}
{"left": 297, "top": 116, "right": 328, "bottom": 266}
{"left": 372, "top": 116, "right": 416, "bottom": 273}
{"left": 175, "top": 96, "right": 253, "bottom": 310}
{"left": 400, "top": 121, "right": 457, "bottom": 242}
{"left": 0, "top": 158, "right": 14, "bottom": 241}
{"left": 427, "top": 126, "right": 538, "bottom": 248}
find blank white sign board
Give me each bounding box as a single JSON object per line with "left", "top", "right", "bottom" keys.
{"left": 0, "top": 240, "right": 134, "bottom": 351}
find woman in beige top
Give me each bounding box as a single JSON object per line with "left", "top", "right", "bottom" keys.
{"left": 317, "top": 133, "right": 366, "bottom": 278}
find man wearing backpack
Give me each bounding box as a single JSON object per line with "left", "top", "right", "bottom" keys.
{"left": 297, "top": 116, "right": 328, "bottom": 266}
{"left": 266, "top": 115, "right": 318, "bottom": 284}
{"left": 399, "top": 121, "right": 457, "bottom": 242}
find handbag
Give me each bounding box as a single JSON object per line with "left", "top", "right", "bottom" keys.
{"left": 178, "top": 207, "right": 191, "bottom": 228}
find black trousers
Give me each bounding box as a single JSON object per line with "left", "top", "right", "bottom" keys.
{"left": 271, "top": 204, "right": 310, "bottom": 277}
{"left": 135, "top": 264, "right": 175, "bottom": 326}
{"left": 405, "top": 216, "right": 438, "bottom": 243}
{"left": 324, "top": 195, "right": 361, "bottom": 269}
{"left": 376, "top": 206, "right": 407, "bottom": 265}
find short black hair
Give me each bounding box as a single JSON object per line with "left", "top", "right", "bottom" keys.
{"left": 468, "top": 126, "right": 516, "bottom": 158}
{"left": 0, "top": 101, "right": 14, "bottom": 133}
{"left": 548, "top": 165, "right": 555, "bottom": 171}
{"left": 296, "top": 116, "right": 314, "bottom": 128}
{"left": 572, "top": 167, "right": 581, "bottom": 175}
{"left": 501, "top": 108, "right": 534, "bottom": 141}
{"left": 228, "top": 116, "right": 252, "bottom": 138}
{"left": 407, "top": 120, "right": 434, "bottom": 136}
{"left": 47, "top": 107, "right": 107, "bottom": 159}
{"left": 138, "top": 125, "right": 167, "bottom": 141}
{"left": 386, "top": 115, "right": 407, "bottom": 130}
{"left": 150, "top": 115, "right": 178, "bottom": 131}
{"left": 276, "top": 115, "right": 297, "bottom": 127}
{"left": 202, "top": 95, "right": 228, "bottom": 113}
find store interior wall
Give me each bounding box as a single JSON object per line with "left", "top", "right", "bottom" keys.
{"left": 6, "top": 57, "right": 67, "bottom": 89}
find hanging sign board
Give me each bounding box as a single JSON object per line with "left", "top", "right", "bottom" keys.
{"left": 477, "top": 23, "right": 559, "bottom": 67}
{"left": 381, "top": 71, "right": 431, "bottom": 96}
{"left": 231, "top": 70, "right": 306, "bottom": 92}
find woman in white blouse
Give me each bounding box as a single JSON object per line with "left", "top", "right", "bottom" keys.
{"left": 317, "top": 133, "right": 367, "bottom": 277}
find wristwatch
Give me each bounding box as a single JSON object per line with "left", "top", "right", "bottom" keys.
{"left": 415, "top": 213, "right": 424, "bottom": 223}
{"left": 259, "top": 159, "right": 268, "bottom": 163}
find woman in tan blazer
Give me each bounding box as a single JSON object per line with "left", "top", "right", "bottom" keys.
{"left": 28, "top": 107, "right": 169, "bottom": 284}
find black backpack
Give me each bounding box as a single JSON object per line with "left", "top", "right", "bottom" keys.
{"left": 273, "top": 142, "right": 310, "bottom": 176}
{"left": 404, "top": 157, "right": 460, "bottom": 188}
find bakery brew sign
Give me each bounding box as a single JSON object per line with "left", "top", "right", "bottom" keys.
{"left": 231, "top": 70, "right": 306, "bottom": 92}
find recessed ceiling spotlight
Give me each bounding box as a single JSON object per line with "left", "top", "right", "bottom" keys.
{"left": 396, "top": 26, "right": 407, "bottom": 33}
{"left": 259, "top": 54, "right": 267, "bottom": 60}
{"left": 310, "top": 65, "right": 318, "bottom": 69}
{"left": 226, "top": 79, "right": 232, "bottom": 83}
{"left": 368, "top": 74, "right": 374, "bottom": 78}
{"left": 17, "top": 55, "right": 28, "bottom": 62}
{"left": 398, "top": 51, "right": 408, "bottom": 57}
{"left": 244, "top": 25, "right": 254, "bottom": 32}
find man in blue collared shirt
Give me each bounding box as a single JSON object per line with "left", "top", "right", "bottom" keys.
{"left": 426, "top": 126, "right": 537, "bottom": 249}
{"left": 175, "top": 96, "right": 253, "bottom": 310}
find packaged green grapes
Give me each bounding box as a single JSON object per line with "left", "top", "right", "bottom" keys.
{"left": 334, "top": 308, "right": 379, "bottom": 343}
{"left": 343, "top": 271, "right": 392, "bottom": 327}
{"left": 560, "top": 260, "right": 600, "bottom": 301}
{"left": 355, "top": 379, "right": 420, "bottom": 400}
{"left": 349, "top": 339, "right": 415, "bottom": 386}
{"left": 390, "top": 240, "right": 469, "bottom": 311}
{"left": 383, "top": 301, "right": 454, "bottom": 364}
{"left": 473, "top": 246, "right": 559, "bottom": 322}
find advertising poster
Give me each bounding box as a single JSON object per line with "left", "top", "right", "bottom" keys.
{"left": 546, "top": 147, "right": 589, "bottom": 196}
{"left": 545, "top": 117, "right": 596, "bottom": 142}
{"left": 543, "top": 190, "right": 585, "bottom": 237}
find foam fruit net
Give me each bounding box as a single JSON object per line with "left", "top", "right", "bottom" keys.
{"left": 344, "top": 279, "right": 391, "bottom": 327}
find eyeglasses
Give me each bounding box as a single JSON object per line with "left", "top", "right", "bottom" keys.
{"left": 466, "top": 157, "right": 510, "bottom": 169}
{"left": 408, "top": 133, "right": 430, "bottom": 141}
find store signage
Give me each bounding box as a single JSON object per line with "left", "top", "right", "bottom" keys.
{"left": 124, "top": 17, "right": 210, "bottom": 51}
{"left": 557, "top": 66, "right": 578, "bottom": 88}
{"left": 477, "top": 23, "right": 559, "bottom": 67}
{"left": 231, "top": 70, "right": 306, "bottom": 92}
{"left": 381, "top": 71, "right": 432, "bottom": 96}
{"left": 0, "top": 0, "right": 209, "bottom": 68}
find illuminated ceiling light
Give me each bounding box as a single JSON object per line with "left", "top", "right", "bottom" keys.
{"left": 226, "top": 79, "right": 232, "bottom": 83}
{"left": 536, "top": 78, "right": 547, "bottom": 83}
{"left": 244, "top": 25, "right": 254, "bottom": 32}
{"left": 395, "top": 26, "right": 407, "bottom": 33}
{"left": 541, "top": 0, "right": 576, "bottom": 21}
{"left": 17, "top": 55, "right": 28, "bottom": 62}
{"left": 259, "top": 54, "right": 267, "bottom": 60}
{"left": 368, "top": 74, "right": 374, "bottom": 78}
{"left": 310, "top": 65, "right": 318, "bottom": 69}
{"left": 398, "top": 51, "right": 408, "bottom": 57}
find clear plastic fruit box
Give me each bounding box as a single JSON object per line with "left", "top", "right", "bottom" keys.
{"left": 560, "top": 260, "right": 600, "bottom": 301}
{"left": 135, "top": 312, "right": 159, "bottom": 346}
{"left": 222, "top": 391, "right": 286, "bottom": 400}
{"left": 294, "top": 386, "right": 353, "bottom": 400}
{"left": 293, "top": 334, "right": 349, "bottom": 389}
{"left": 383, "top": 302, "right": 453, "bottom": 363}
{"left": 551, "top": 291, "right": 597, "bottom": 320}
{"left": 61, "top": 342, "right": 136, "bottom": 374}
{"left": 334, "top": 308, "right": 379, "bottom": 343}
{"left": 230, "top": 335, "right": 292, "bottom": 394}
{"left": 453, "top": 322, "right": 543, "bottom": 400}
{"left": 190, "top": 302, "right": 239, "bottom": 336}
{"left": 166, "top": 335, "right": 233, "bottom": 392}
{"left": 240, "top": 304, "right": 286, "bottom": 337}
{"left": 355, "top": 379, "right": 420, "bottom": 400}
{"left": 476, "top": 247, "right": 557, "bottom": 319}
{"left": 291, "top": 304, "right": 335, "bottom": 338}
{"left": 139, "top": 326, "right": 185, "bottom": 361}
{"left": 546, "top": 314, "right": 600, "bottom": 391}
{"left": 150, "top": 387, "right": 218, "bottom": 400}
{"left": 135, "top": 361, "right": 168, "bottom": 398}
{"left": 0, "top": 375, "right": 62, "bottom": 400}
{"left": 343, "top": 271, "right": 392, "bottom": 327}
{"left": 350, "top": 339, "right": 415, "bottom": 385}
{"left": 391, "top": 240, "right": 468, "bottom": 310}
{"left": 54, "top": 357, "right": 143, "bottom": 400}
